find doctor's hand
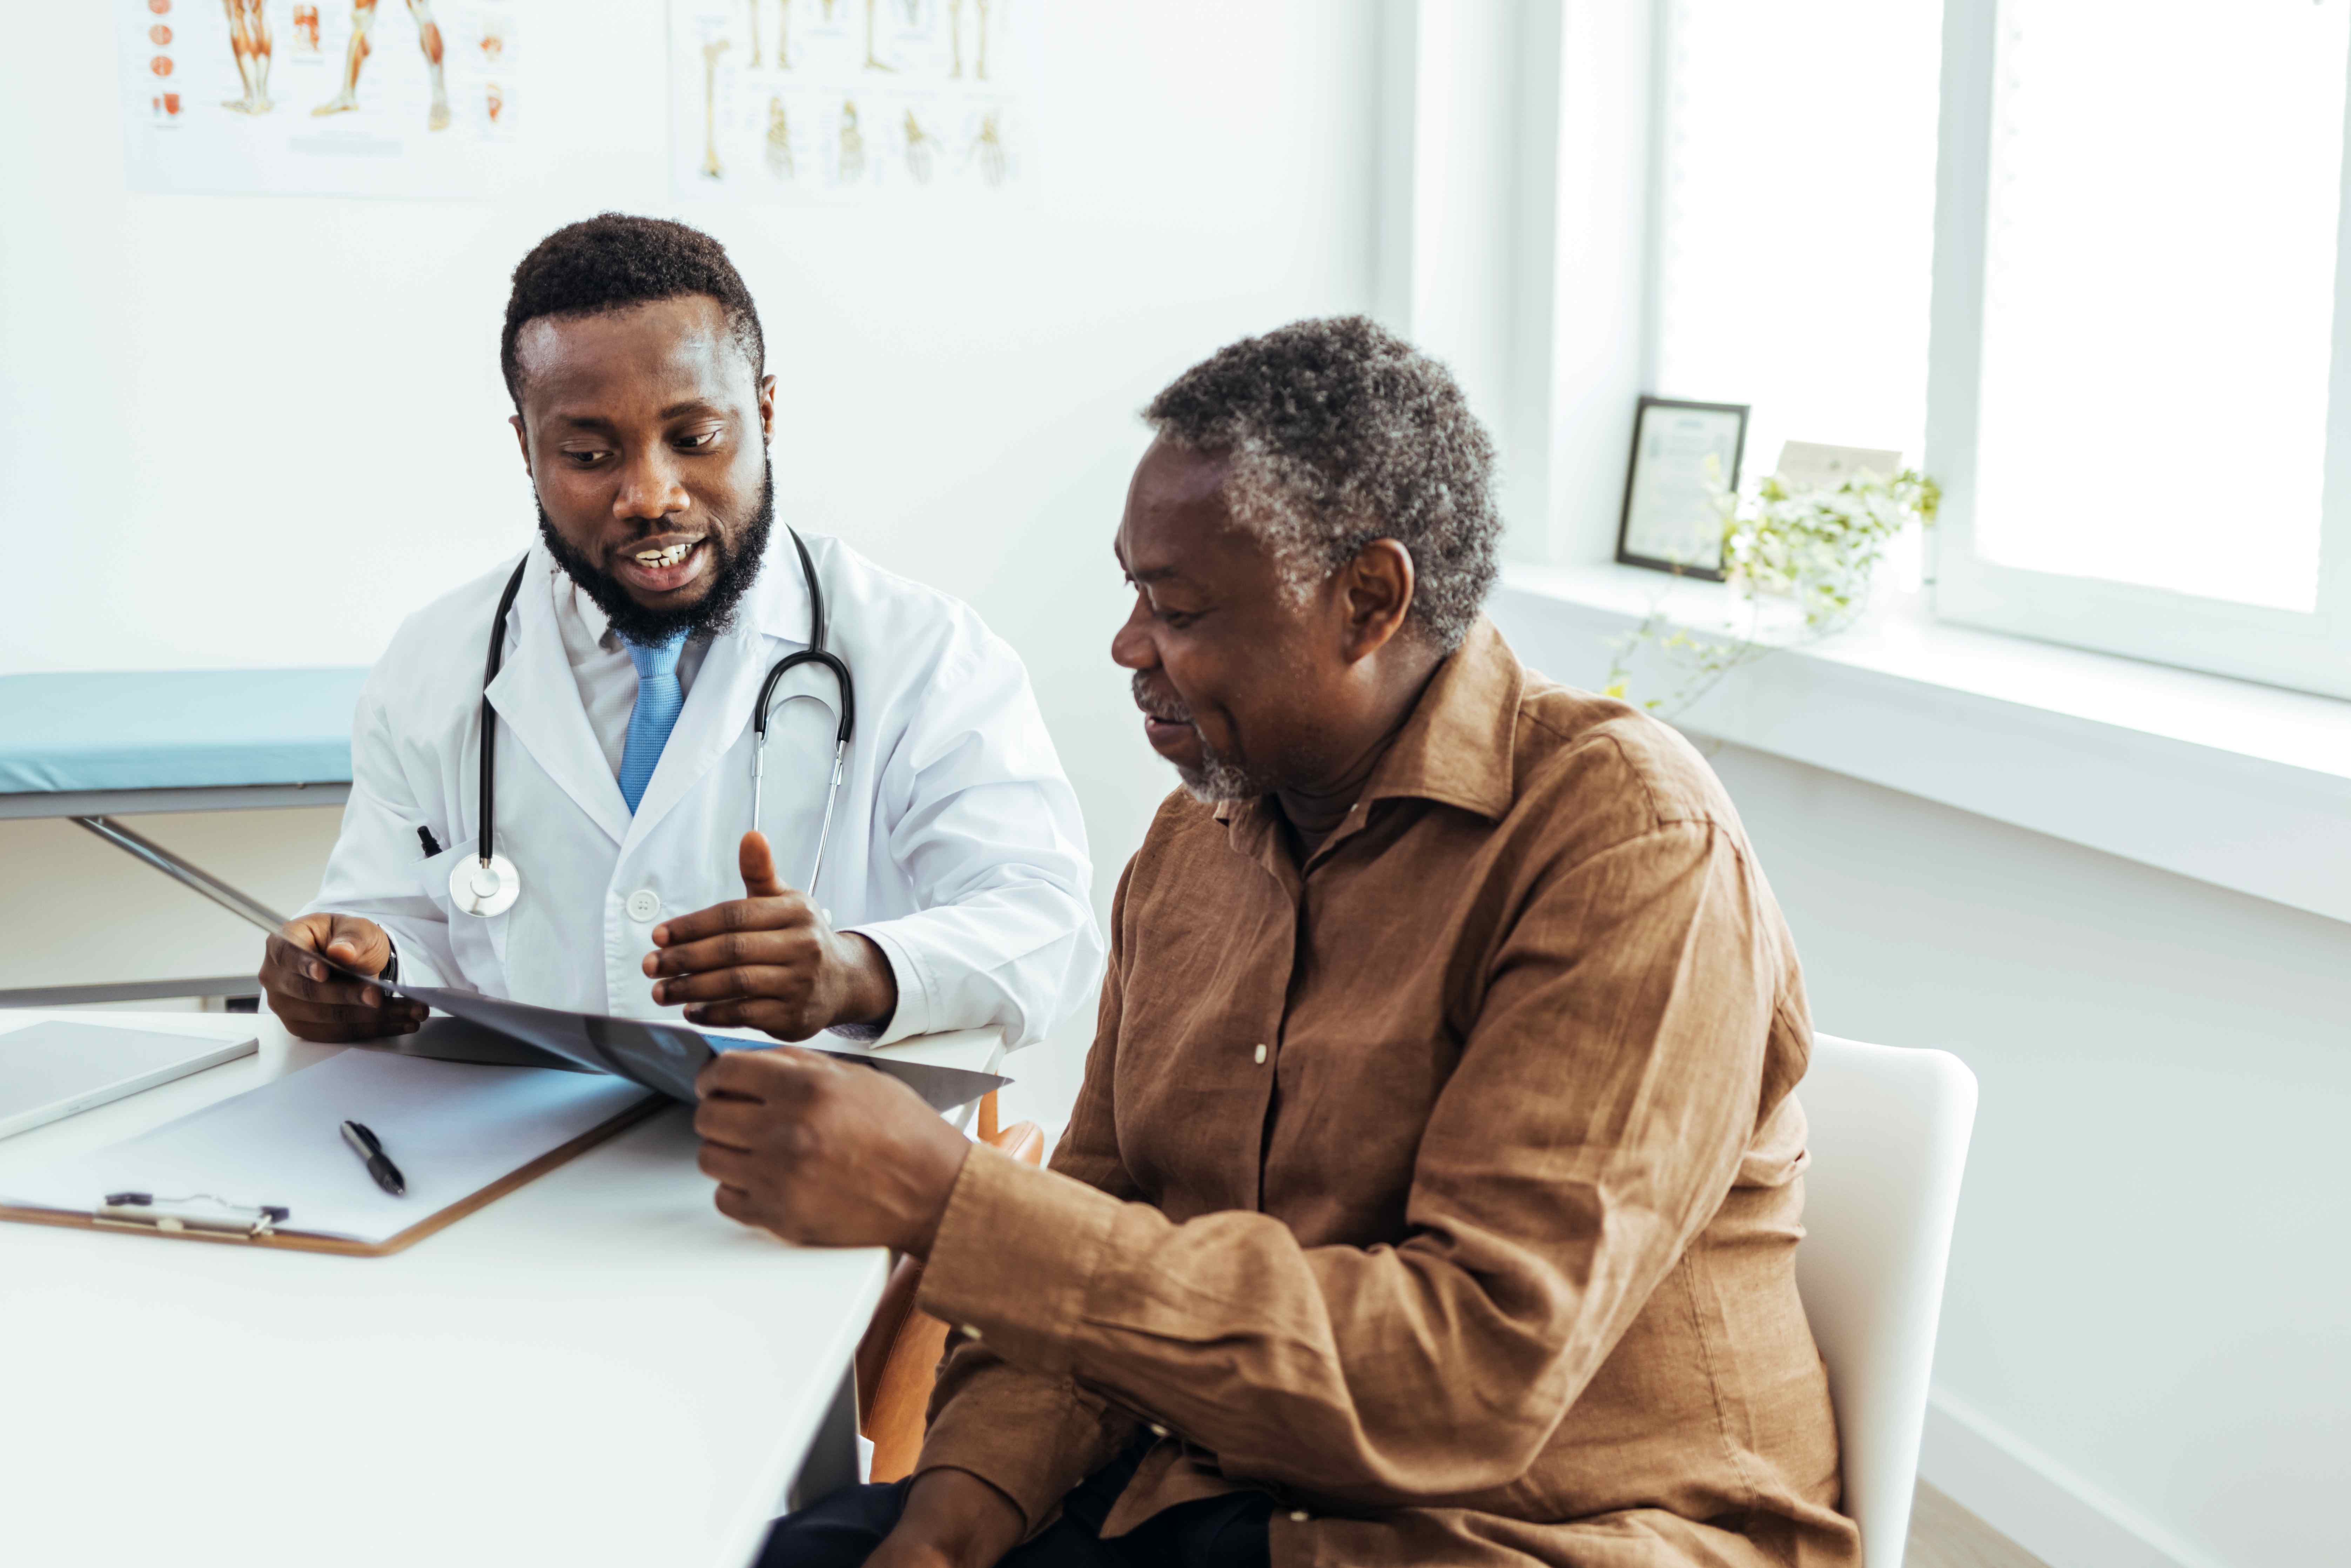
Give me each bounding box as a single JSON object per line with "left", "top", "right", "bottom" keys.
{"left": 258, "top": 914, "right": 428, "bottom": 1043}
{"left": 693, "top": 1044, "right": 971, "bottom": 1254}
{"left": 643, "top": 832, "right": 899, "bottom": 1041}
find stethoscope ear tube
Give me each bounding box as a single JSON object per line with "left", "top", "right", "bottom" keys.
{"left": 479, "top": 557, "right": 530, "bottom": 867}
{"left": 753, "top": 648, "right": 856, "bottom": 747}
{"left": 749, "top": 647, "right": 855, "bottom": 882}
{"left": 751, "top": 529, "right": 857, "bottom": 893}
{"left": 756, "top": 528, "right": 856, "bottom": 744}
{"left": 456, "top": 557, "right": 535, "bottom": 920}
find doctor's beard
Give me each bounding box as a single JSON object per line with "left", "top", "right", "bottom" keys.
{"left": 535, "top": 455, "right": 777, "bottom": 647}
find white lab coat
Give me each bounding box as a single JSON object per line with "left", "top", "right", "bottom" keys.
{"left": 303, "top": 533, "right": 1104, "bottom": 1049}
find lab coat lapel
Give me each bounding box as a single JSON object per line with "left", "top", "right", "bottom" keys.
{"left": 484, "top": 556, "right": 632, "bottom": 848}
{"left": 624, "top": 536, "right": 815, "bottom": 847}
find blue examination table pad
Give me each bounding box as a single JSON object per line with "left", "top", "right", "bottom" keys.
{"left": 0, "top": 669, "right": 370, "bottom": 795}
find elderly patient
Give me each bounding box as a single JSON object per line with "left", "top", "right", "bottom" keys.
{"left": 710, "top": 318, "right": 1858, "bottom": 1568}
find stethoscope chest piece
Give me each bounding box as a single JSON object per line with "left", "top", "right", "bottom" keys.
{"left": 449, "top": 853, "right": 522, "bottom": 918}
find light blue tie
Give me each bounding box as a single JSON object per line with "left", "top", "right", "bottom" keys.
{"left": 617, "top": 631, "right": 689, "bottom": 814}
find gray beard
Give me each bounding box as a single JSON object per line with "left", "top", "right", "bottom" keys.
{"left": 1133, "top": 672, "right": 1276, "bottom": 803}
{"left": 1176, "top": 746, "right": 1274, "bottom": 805}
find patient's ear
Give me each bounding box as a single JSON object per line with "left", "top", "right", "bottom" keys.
{"left": 509, "top": 413, "right": 532, "bottom": 475}
{"left": 1338, "top": 538, "right": 1415, "bottom": 663}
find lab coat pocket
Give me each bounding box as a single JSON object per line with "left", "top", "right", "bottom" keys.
{"left": 419, "top": 841, "right": 514, "bottom": 989}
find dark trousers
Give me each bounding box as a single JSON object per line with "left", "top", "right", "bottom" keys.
{"left": 758, "top": 1440, "right": 1272, "bottom": 1568}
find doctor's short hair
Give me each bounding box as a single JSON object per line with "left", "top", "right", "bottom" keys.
{"left": 501, "top": 213, "right": 766, "bottom": 405}
{"left": 1142, "top": 316, "right": 1501, "bottom": 651}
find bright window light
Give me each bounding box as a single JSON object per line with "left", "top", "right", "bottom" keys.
{"left": 1653, "top": 0, "right": 1946, "bottom": 476}
{"left": 1971, "top": 0, "right": 2348, "bottom": 613}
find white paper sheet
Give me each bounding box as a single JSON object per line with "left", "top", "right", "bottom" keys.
{"left": 0, "top": 1050, "right": 653, "bottom": 1245}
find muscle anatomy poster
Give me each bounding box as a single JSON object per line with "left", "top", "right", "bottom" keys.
{"left": 119, "top": 0, "right": 524, "bottom": 198}
{"left": 668, "top": 0, "right": 1027, "bottom": 202}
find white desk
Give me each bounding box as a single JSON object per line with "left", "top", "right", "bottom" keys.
{"left": 0, "top": 1009, "right": 1006, "bottom": 1568}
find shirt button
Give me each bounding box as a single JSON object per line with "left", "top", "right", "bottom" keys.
{"left": 1148, "top": 1422, "right": 1168, "bottom": 1438}
{"left": 1289, "top": 1510, "right": 1310, "bottom": 1523}
{"left": 624, "top": 889, "right": 661, "bottom": 923}
{"left": 960, "top": 1324, "right": 983, "bottom": 1340}
{"left": 1253, "top": 1043, "right": 1268, "bottom": 1065}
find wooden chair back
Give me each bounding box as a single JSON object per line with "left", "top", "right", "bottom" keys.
{"left": 854, "top": 1090, "right": 1046, "bottom": 1484}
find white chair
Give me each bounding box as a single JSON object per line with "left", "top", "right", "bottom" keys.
{"left": 1794, "top": 1034, "right": 1979, "bottom": 1568}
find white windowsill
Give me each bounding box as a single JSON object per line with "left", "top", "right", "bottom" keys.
{"left": 1490, "top": 561, "right": 2351, "bottom": 929}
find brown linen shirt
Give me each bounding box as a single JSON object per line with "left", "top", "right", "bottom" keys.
{"left": 911, "top": 619, "right": 1858, "bottom": 1568}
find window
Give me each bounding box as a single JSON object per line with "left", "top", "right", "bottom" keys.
{"left": 1930, "top": 0, "right": 2351, "bottom": 696}
{"left": 1650, "top": 0, "right": 2351, "bottom": 699}
{"left": 1652, "top": 0, "right": 1945, "bottom": 487}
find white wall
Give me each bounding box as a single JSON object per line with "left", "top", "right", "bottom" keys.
{"left": 1704, "top": 740, "right": 2351, "bottom": 1568}
{"left": 0, "top": 0, "right": 1384, "bottom": 1124}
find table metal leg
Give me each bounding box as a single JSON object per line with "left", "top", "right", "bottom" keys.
{"left": 785, "top": 1361, "right": 863, "bottom": 1513}
{"left": 5, "top": 818, "right": 287, "bottom": 1007}
{"left": 71, "top": 815, "right": 288, "bottom": 933}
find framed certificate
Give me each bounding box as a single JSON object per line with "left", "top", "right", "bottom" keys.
{"left": 1616, "top": 396, "right": 1749, "bottom": 579}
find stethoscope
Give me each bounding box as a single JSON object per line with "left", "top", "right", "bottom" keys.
{"left": 449, "top": 528, "right": 856, "bottom": 919}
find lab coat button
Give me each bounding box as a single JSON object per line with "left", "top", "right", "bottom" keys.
{"left": 624, "top": 889, "right": 662, "bottom": 923}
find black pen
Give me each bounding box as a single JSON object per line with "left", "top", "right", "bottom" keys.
{"left": 340, "top": 1120, "right": 407, "bottom": 1197}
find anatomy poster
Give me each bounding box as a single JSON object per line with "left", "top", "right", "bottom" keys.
{"left": 669, "top": 0, "right": 1027, "bottom": 202}
{"left": 119, "top": 0, "right": 524, "bottom": 198}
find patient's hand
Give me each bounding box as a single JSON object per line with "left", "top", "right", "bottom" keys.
{"left": 259, "top": 913, "right": 427, "bottom": 1043}
{"left": 868, "top": 1469, "right": 1027, "bottom": 1568}
{"left": 692, "top": 1042, "right": 971, "bottom": 1254}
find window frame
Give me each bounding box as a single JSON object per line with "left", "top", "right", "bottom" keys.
{"left": 1923, "top": 0, "right": 2351, "bottom": 700}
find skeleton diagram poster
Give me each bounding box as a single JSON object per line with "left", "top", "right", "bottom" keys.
{"left": 668, "top": 0, "right": 1027, "bottom": 202}
{"left": 118, "top": 0, "right": 524, "bottom": 198}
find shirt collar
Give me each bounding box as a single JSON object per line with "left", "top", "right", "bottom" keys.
{"left": 565, "top": 572, "right": 617, "bottom": 651}
{"left": 1211, "top": 615, "right": 1524, "bottom": 838}
{"left": 1356, "top": 617, "right": 1522, "bottom": 821}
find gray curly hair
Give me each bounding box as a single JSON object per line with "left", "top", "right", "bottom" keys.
{"left": 1142, "top": 315, "right": 1501, "bottom": 651}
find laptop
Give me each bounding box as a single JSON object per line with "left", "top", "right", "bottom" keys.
{"left": 0, "top": 1019, "right": 258, "bottom": 1141}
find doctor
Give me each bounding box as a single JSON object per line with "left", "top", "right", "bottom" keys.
{"left": 258, "top": 213, "right": 1103, "bottom": 1050}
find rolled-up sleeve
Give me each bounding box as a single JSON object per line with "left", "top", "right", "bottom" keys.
{"left": 913, "top": 822, "right": 1778, "bottom": 1504}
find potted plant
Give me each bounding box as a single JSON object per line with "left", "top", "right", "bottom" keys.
{"left": 1605, "top": 464, "right": 1940, "bottom": 715}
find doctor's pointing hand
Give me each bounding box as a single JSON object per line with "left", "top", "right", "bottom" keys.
{"left": 260, "top": 214, "right": 1102, "bottom": 1052}
{"left": 644, "top": 829, "right": 898, "bottom": 1039}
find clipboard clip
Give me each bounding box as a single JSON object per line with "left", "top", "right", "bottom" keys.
{"left": 95, "top": 1191, "right": 291, "bottom": 1240}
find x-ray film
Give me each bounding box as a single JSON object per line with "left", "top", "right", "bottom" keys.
{"left": 263, "top": 927, "right": 1008, "bottom": 1112}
